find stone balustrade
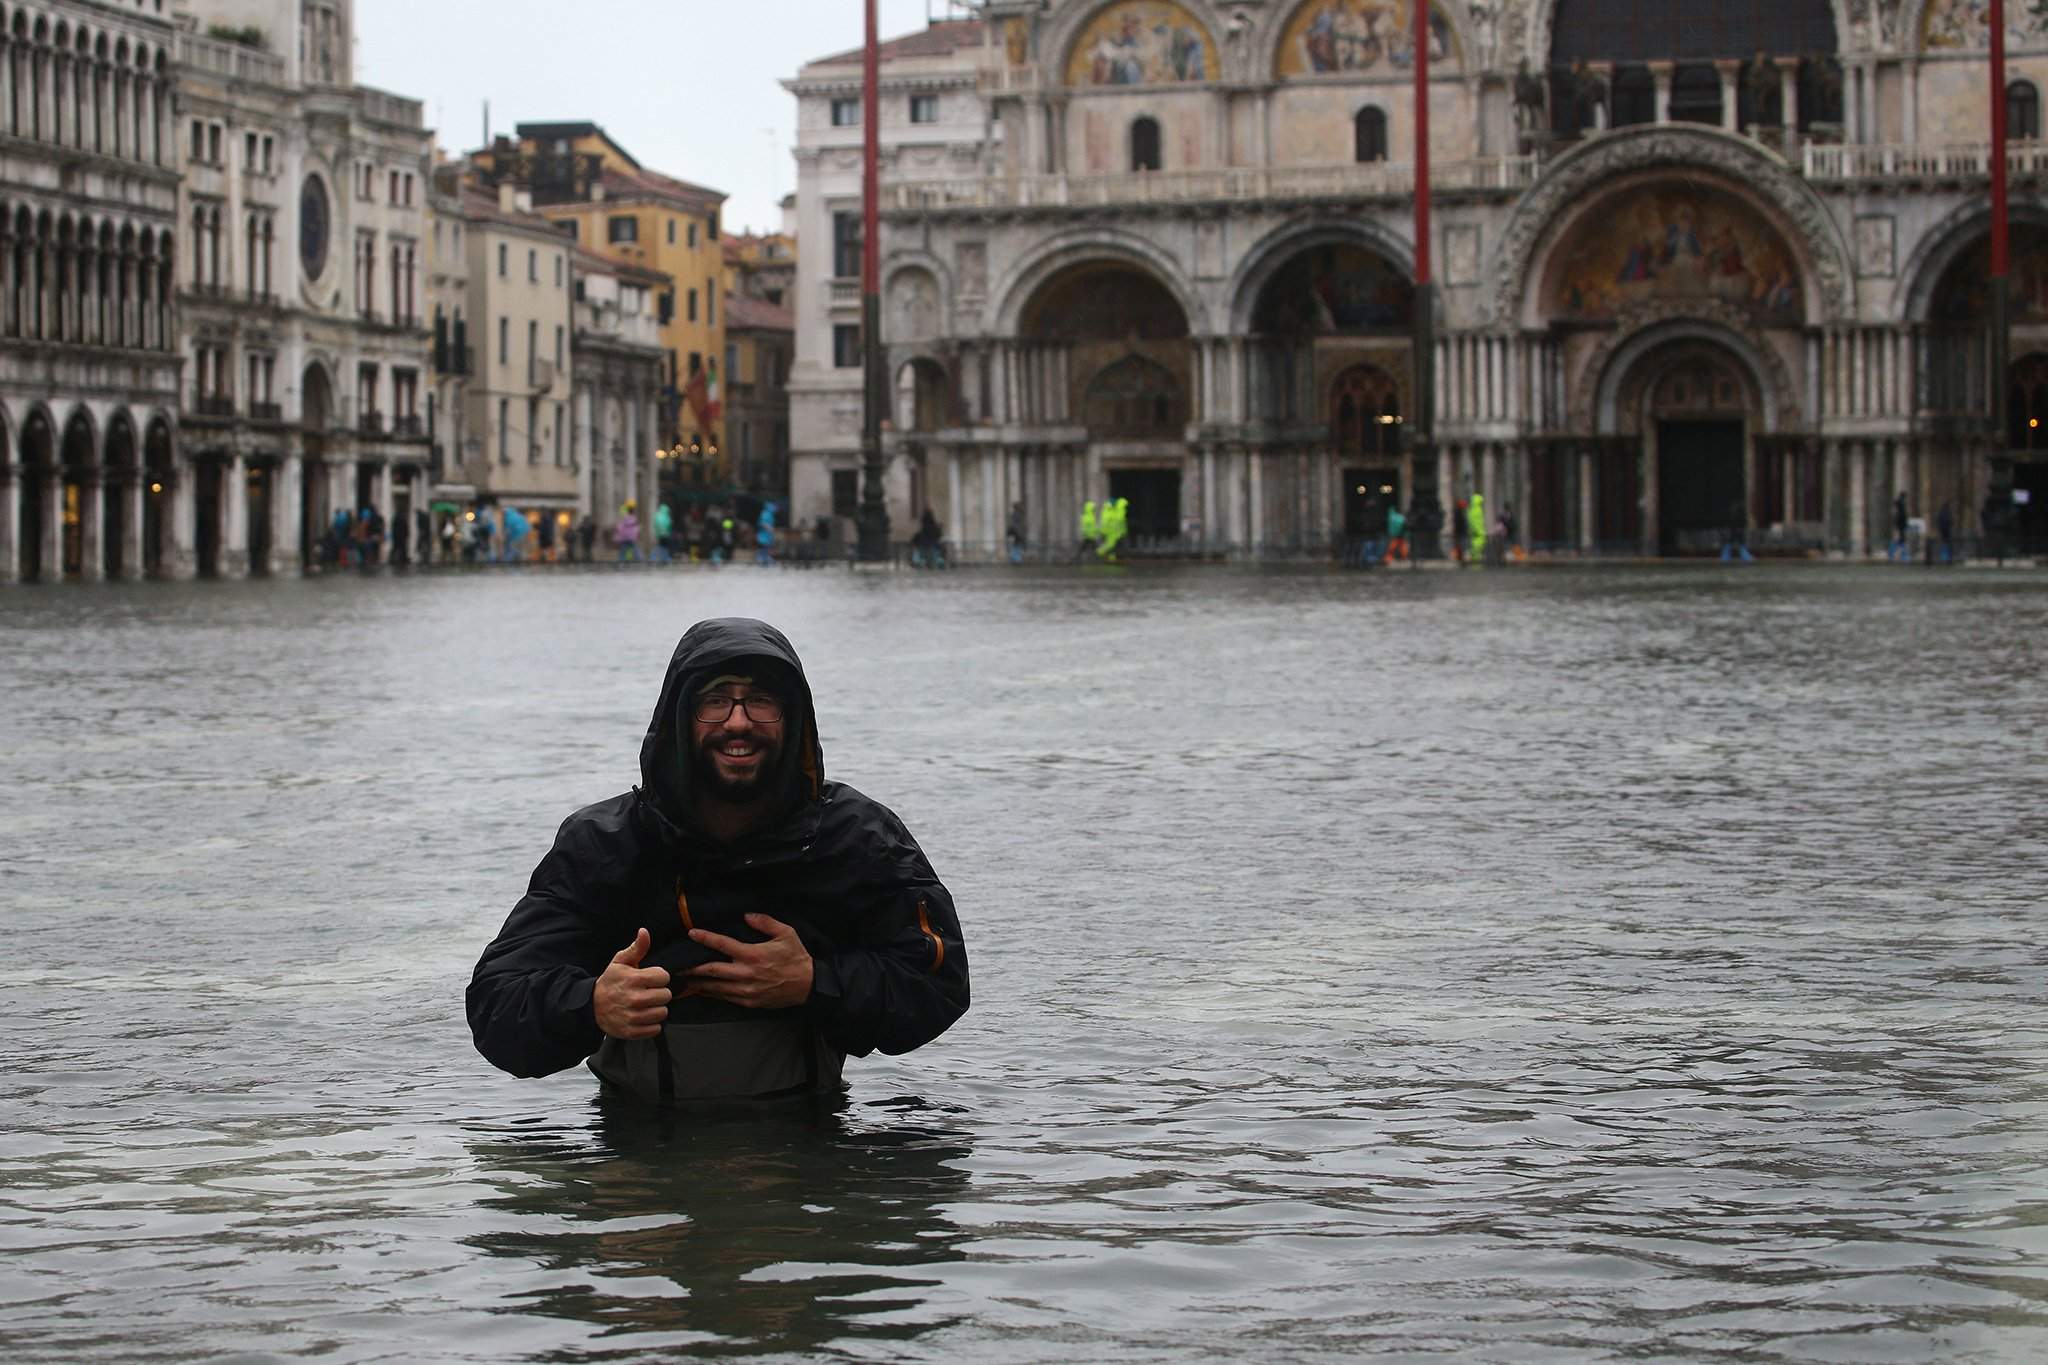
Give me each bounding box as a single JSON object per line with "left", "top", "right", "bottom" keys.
{"left": 885, "top": 157, "right": 1540, "bottom": 213}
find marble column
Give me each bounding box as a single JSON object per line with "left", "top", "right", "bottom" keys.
{"left": 77, "top": 474, "right": 104, "bottom": 582}
{"left": 1715, "top": 60, "right": 1740, "bottom": 132}
{"left": 1578, "top": 448, "right": 1596, "bottom": 551}
{"left": 1848, "top": 441, "right": 1868, "bottom": 558}
{"left": 947, "top": 448, "right": 966, "bottom": 559}
{"left": 0, "top": 471, "right": 17, "bottom": 585}
{"left": 1247, "top": 449, "right": 1264, "bottom": 555}
{"left": 275, "top": 453, "right": 302, "bottom": 575}
{"left": 1777, "top": 58, "right": 1800, "bottom": 140}
{"left": 1649, "top": 61, "right": 1675, "bottom": 124}
{"left": 1641, "top": 436, "right": 1660, "bottom": 556}
{"left": 1822, "top": 440, "right": 1841, "bottom": 553}
{"left": 225, "top": 453, "right": 249, "bottom": 578}
{"left": 38, "top": 472, "right": 61, "bottom": 578}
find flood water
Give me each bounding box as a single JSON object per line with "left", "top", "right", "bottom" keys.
{"left": 3, "top": 562, "right": 2046, "bottom": 1362}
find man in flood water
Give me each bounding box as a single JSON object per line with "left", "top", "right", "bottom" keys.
{"left": 467, "top": 617, "right": 969, "bottom": 1103}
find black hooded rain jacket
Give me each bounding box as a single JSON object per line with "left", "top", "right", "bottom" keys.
{"left": 466, "top": 618, "right": 969, "bottom": 1102}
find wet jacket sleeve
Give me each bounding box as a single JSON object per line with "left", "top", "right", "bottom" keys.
{"left": 808, "top": 865, "right": 969, "bottom": 1059}
{"left": 466, "top": 811, "right": 631, "bottom": 1077}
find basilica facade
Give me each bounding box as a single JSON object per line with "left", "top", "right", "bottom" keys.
{"left": 789, "top": 0, "right": 2046, "bottom": 558}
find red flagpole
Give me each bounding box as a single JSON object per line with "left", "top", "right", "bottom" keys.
{"left": 1991, "top": 0, "right": 2011, "bottom": 439}
{"left": 857, "top": 0, "right": 889, "bottom": 560}
{"left": 1412, "top": 0, "right": 1436, "bottom": 471}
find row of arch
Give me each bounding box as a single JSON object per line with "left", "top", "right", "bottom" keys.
{"left": 2, "top": 402, "right": 177, "bottom": 581}
{"left": 1, "top": 3, "right": 172, "bottom": 167}
{"left": 1036, "top": 0, "right": 2029, "bottom": 90}
{"left": 1, "top": 200, "right": 176, "bottom": 349}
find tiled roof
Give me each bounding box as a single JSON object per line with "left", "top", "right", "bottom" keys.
{"left": 599, "top": 164, "right": 727, "bottom": 210}
{"left": 812, "top": 19, "right": 984, "bottom": 68}
{"left": 460, "top": 186, "right": 570, "bottom": 237}
{"left": 725, "top": 293, "right": 795, "bottom": 332}
{"left": 572, "top": 244, "right": 670, "bottom": 286}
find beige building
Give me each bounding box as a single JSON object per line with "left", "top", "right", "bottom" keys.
{"left": 453, "top": 183, "right": 577, "bottom": 542}
{"left": 424, "top": 164, "right": 470, "bottom": 553}
{"left": 571, "top": 246, "right": 666, "bottom": 550}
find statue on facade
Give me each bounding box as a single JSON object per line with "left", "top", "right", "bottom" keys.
{"left": 1744, "top": 48, "right": 1780, "bottom": 127}
{"left": 1467, "top": 1, "right": 1497, "bottom": 71}
{"left": 1513, "top": 59, "right": 1549, "bottom": 134}
{"left": 1569, "top": 60, "right": 1607, "bottom": 133}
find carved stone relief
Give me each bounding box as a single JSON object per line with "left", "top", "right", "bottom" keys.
{"left": 957, "top": 241, "right": 988, "bottom": 298}
{"left": 1444, "top": 224, "right": 1482, "bottom": 287}
{"left": 1855, "top": 214, "right": 1896, "bottom": 278}
{"left": 1569, "top": 296, "right": 1803, "bottom": 432}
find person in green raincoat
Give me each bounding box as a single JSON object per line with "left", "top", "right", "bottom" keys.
{"left": 1098, "top": 498, "right": 1129, "bottom": 562}
{"left": 1079, "top": 500, "right": 1099, "bottom": 562}
{"left": 652, "top": 501, "right": 674, "bottom": 564}
{"left": 1466, "top": 492, "right": 1488, "bottom": 565}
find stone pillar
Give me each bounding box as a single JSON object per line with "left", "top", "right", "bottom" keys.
{"left": 0, "top": 470, "right": 15, "bottom": 585}
{"left": 1715, "top": 60, "right": 1741, "bottom": 132}
{"left": 1649, "top": 61, "right": 1675, "bottom": 124}
{"left": 1777, "top": 58, "right": 1800, "bottom": 139}
{"left": 643, "top": 392, "right": 661, "bottom": 552}
{"left": 224, "top": 454, "right": 249, "bottom": 577}
{"left": 77, "top": 474, "right": 104, "bottom": 582}
{"left": 1247, "top": 449, "right": 1263, "bottom": 555}
{"left": 1845, "top": 62, "right": 1863, "bottom": 143}
{"left": 1784, "top": 443, "right": 1800, "bottom": 526}
{"left": 1641, "top": 435, "right": 1660, "bottom": 556}
{"left": 119, "top": 473, "right": 143, "bottom": 580}
{"left": 165, "top": 463, "right": 194, "bottom": 580}
{"left": 1482, "top": 445, "right": 1500, "bottom": 525}
{"left": 1436, "top": 445, "right": 1454, "bottom": 515}
{"left": 38, "top": 473, "right": 61, "bottom": 577}
{"left": 1902, "top": 61, "right": 1918, "bottom": 144}
{"left": 1201, "top": 445, "right": 1217, "bottom": 551}
{"left": 948, "top": 448, "right": 967, "bottom": 559}
{"left": 276, "top": 454, "right": 302, "bottom": 576}
{"left": 1822, "top": 440, "right": 1841, "bottom": 553}
{"left": 1848, "top": 441, "right": 1869, "bottom": 558}
{"left": 1578, "top": 448, "right": 1596, "bottom": 551}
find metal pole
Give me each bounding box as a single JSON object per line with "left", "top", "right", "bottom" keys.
{"left": 1412, "top": 0, "right": 1437, "bottom": 511}
{"left": 1990, "top": 0, "right": 2011, "bottom": 442}
{"left": 857, "top": 0, "right": 891, "bottom": 561}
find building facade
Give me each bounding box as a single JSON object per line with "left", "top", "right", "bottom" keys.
{"left": 1, "top": 0, "right": 182, "bottom": 584}
{"left": 789, "top": 0, "right": 2048, "bottom": 559}
{"left": 571, "top": 245, "right": 665, "bottom": 547}
{"left": 446, "top": 182, "right": 577, "bottom": 539}
{"left": 170, "top": 0, "right": 433, "bottom": 576}
{"left": 723, "top": 230, "right": 796, "bottom": 498}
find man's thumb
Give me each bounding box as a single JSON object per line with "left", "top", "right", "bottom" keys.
{"left": 613, "top": 927, "right": 650, "bottom": 965}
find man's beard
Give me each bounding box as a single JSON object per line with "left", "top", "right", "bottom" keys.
{"left": 693, "top": 730, "right": 782, "bottom": 800}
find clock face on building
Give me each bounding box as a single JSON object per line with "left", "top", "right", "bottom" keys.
{"left": 300, "top": 174, "right": 330, "bottom": 280}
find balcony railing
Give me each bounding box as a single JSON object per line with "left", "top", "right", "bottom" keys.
{"left": 884, "top": 157, "right": 1540, "bottom": 213}
{"left": 1801, "top": 140, "right": 2048, "bottom": 181}
{"left": 393, "top": 414, "right": 424, "bottom": 437}
{"left": 175, "top": 31, "right": 286, "bottom": 87}
{"left": 359, "top": 411, "right": 385, "bottom": 436}
{"left": 357, "top": 87, "right": 425, "bottom": 130}
{"left": 251, "top": 401, "right": 283, "bottom": 422}
{"left": 827, "top": 277, "right": 860, "bottom": 307}
{"left": 193, "top": 394, "right": 235, "bottom": 417}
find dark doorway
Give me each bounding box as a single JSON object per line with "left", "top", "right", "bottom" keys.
{"left": 1344, "top": 466, "right": 1401, "bottom": 539}
{"left": 1108, "top": 468, "right": 1181, "bottom": 543}
{"left": 247, "top": 463, "right": 274, "bottom": 575}
{"left": 20, "top": 465, "right": 47, "bottom": 582}
{"left": 104, "top": 419, "right": 136, "bottom": 579}
{"left": 300, "top": 457, "right": 323, "bottom": 569}
{"left": 194, "top": 459, "right": 221, "bottom": 577}
{"left": 1130, "top": 117, "right": 1161, "bottom": 172}
{"left": 2012, "top": 463, "right": 2048, "bottom": 554}
{"left": 143, "top": 420, "right": 172, "bottom": 578}
{"left": 1657, "top": 420, "right": 1746, "bottom": 554}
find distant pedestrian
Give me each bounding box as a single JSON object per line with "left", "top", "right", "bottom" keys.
{"left": 1383, "top": 500, "right": 1408, "bottom": 565}
{"left": 1007, "top": 502, "right": 1026, "bottom": 564}
{"left": 653, "top": 501, "right": 674, "bottom": 564}
{"left": 1500, "top": 505, "right": 1520, "bottom": 562}
{"left": 911, "top": 509, "right": 946, "bottom": 569}
{"left": 1078, "top": 500, "right": 1098, "bottom": 562}
{"left": 576, "top": 513, "right": 597, "bottom": 563}
{"left": 1466, "top": 493, "right": 1489, "bottom": 567}
{"left": 1450, "top": 497, "right": 1468, "bottom": 565}
{"left": 615, "top": 503, "right": 640, "bottom": 563}
{"left": 1936, "top": 502, "right": 1955, "bottom": 564}
{"left": 440, "top": 514, "right": 457, "bottom": 564}
{"left": 1890, "top": 492, "right": 1909, "bottom": 562}
{"left": 537, "top": 511, "right": 557, "bottom": 563}
{"left": 391, "top": 508, "right": 411, "bottom": 566}
{"left": 416, "top": 509, "right": 431, "bottom": 565}
{"left": 1720, "top": 499, "right": 1754, "bottom": 562}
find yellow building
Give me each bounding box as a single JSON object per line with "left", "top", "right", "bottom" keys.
{"left": 510, "top": 122, "right": 729, "bottom": 464}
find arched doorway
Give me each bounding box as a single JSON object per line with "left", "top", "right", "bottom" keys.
{"left": 19, "top": 411, "right": 52, "bottom": 581}
{"left": 1330, "top": 363, "right": 1405, "bottom": 542}
{"left": 894, "top": 357, "right": 950, "bottom": 435}
{"left": 59, "top": 410, "right": 94, "bottom": 577}
{"left": 300, "top": 362, "right": 333, "bottom": 569}
{"left": 142, "top": 417, "right": 171, "bottom": 576}
{"left": 1019, "top": 260, "right": 1192, "bottom": 547}
{"left": 103, "top": 411, "right": 135, "bottom": 578}
{"left": 1605, "top": 337, "right": 1772, "bottom": 555}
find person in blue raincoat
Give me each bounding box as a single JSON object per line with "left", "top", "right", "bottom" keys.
{"left": 501, "top": 504, "right": 531, "bottom": 563}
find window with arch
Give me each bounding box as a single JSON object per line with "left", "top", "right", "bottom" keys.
{"left": 2010, "top": 81, "right": 2042, "bottom": 142}
{"left": 1084, "top": 354, "right": 1181, "bottom": 436}
{"left": 1330, "top": 365, "right": 1403, "bottom": 458}
{"left": 1130, "top": 116, "right": 1161, "bottom": 173}
{"left": 1354, "top": 107, "right": 1387, "bottom": 163}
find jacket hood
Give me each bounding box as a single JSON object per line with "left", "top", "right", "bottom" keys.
{"left": 639, "top": 618, "right": 825, "bottom": 835}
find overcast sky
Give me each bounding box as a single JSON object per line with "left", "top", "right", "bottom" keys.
{"left": 355, "top": 0, "right": 973, "bottom": 235}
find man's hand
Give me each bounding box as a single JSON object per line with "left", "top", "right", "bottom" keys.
{"left": 682, "top": 914, "right": 814, "bottom": 1009}
{"left": 593, "top": 928, "right": 672, "bottom": 1040}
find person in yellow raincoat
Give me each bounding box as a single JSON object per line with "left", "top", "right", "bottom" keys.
{"left": 1466, "top": 492, "right": 1488, "bottom": 565}
{"left": 1097, "top": 498, "right": 1128, "bottom": 562}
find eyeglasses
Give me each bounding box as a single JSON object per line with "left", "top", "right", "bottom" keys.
{"left": 693, "top": 693, "right": 784, "bottom": 724}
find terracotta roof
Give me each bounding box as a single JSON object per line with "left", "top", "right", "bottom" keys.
{"left": 725, "top": 292, "right": 794, "bottom": 332}
{"left": 812, "top": 19, "right": 984, "bottom": 68}
{"left": 572, "top": 244, "right": 670, "bottom": 287}
{"left": 599, "top": 164, "right": 726, "bottom": 210}
{"left": 460, "top": 186, "right": 572, "bottom": 237}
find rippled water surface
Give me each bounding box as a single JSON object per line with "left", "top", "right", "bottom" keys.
{"left": 3, "top": 563, "right": 2046, "bottom": 1362}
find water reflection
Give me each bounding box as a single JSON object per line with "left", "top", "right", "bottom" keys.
{"left": 465, "top": 1100, "right": 973, "bottom": 1356}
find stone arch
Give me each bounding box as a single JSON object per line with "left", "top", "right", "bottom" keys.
{"left": 1051, "top": 0, "right": 1225, "bottom": 88}
{"left": 105, "top": 407, "right": 136, "bottom": 466}
{"left": 1268, "top": 0, "right": 1464, "bottom": 80}
{"left": 893, "top": 355, "right": 952, "bottom": 433}
{"left": 1229, "top": 214, "right": 1417, "bottom": 333}
{"left": 1896, "top": 198, "right": 2048, "bottom": 322}
{"left": 884, "top": 261, "right": 946, "bottom": 346}
{"left": 991, "top": 228, "right": 1204, "bottom": 335}
{"left": 1583, "top": 308, "right": 1798, "bottom": 433}
{"left": 1082, "top": 352, "right": 1185, "bottom": 435}
{"left": 301, "top": 358, "right": 335, "bottom": 429}
{"left": 59, "top": 402, "right": 99, "bottom": 468}
{"left": 1491, "top": 125, "right": 1852, "bottom": 326}
{"left": 1512, "top": 0, "right": 1857, "bottom": 71}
